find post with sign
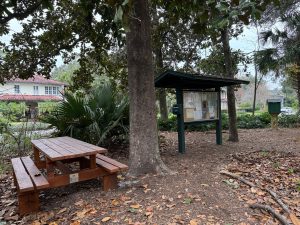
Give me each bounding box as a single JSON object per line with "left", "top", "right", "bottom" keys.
{"left": 155, "top": 70, "right": 250, "bottom": 154}
{"left": 267, "top": 99, "right": 281, "bottom": 129}
{"left": 175, "top": 88, "right": 185, "bottom": 154}
{"left": 172, "top": 88, "right": 222, "bottom": 153}
{"left": 216, "top": 87, "right": 222, "bottom": 145}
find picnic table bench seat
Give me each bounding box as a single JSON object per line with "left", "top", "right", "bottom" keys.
{"left": 83, "top": 154, "right": 128, "bottom": 191}
{"left": 11, "top": 156, "right": 49, "bottom": 215}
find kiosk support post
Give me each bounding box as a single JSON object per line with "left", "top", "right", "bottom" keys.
{"left": 176, "top": 88, "right": 185, "bottom": 154}
{"left": 216, "top": 88, "right": 222, "bottom": 145}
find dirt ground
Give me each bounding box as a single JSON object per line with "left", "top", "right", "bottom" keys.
{"left": 0, "top": 128, "right": 299, "bottom": 225}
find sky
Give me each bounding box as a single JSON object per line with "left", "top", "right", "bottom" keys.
{"left": 1, "top": 19, "right": 281, "bottom": 90}
{"left": 230, "top": 26, "right": 281, "bottom": 89}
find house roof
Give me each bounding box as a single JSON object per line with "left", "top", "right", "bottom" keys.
{"left": 7, "top": 75, "right": 66, "bottom": 86}
{"left": 0, "top": 94, "right": 63, "bottom": 102}
{"left": 155, "top": 70, "right": 249, "bottom": 89}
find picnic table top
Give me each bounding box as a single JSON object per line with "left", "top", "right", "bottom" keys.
{"left": 31, "top": 136, "right": 107, "bottom": 161}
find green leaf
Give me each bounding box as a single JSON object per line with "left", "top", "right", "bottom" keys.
{"left": 183, "top": 198, "right": 192, "bottom": 204}
{"left": 217, "top": 18, "right": 229, "bottom": 28}
{"left": 114, "top": 6, "right": 123, "bottom": 22}
{"left": 128, "top": 208, "right": 137, "bottom": 213}
{"left": 122, "top": 0, "right": 129, "bottom": 6}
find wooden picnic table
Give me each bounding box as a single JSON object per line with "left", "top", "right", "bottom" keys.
{"left": 31, "top": 136, "right": 108, "bottom": 188}
{"left": 12, "top": 136, "right": 128, "bottom": 215}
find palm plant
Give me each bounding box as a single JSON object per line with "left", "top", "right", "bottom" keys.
{"left": 254, "top": 12, "right": 300, "bottom": 112}
{"left": 45, "top": 83, "right": 128, "bottom": 145}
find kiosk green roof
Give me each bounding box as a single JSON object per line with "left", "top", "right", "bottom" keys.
{"left": 155, "top": 70, "right": 249, "bottom": 89}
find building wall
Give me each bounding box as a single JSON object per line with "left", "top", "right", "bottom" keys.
{"left": 0, "top": 82, "right": 64, "bottom": 96}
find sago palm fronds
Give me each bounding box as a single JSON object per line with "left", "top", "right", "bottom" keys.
{"left": 44, "top": 83, "right": 128, "bottom": 145}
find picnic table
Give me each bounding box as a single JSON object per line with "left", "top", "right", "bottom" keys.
{"left": 11, "top": 136, "right": 128, "bottom": 215}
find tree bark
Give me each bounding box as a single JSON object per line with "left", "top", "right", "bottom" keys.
{"left": 126, "top": 0, "right": 170, "bottom": 175}
{"left": 154, "top": 46, "right": 168, "bottom": 121}
{"left": 221, "top": 28, "right": 239, "bottom": 142}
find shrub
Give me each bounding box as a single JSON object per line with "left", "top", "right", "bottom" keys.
{"left": 279, "top": 114, "right": 300, "bottom": 128}
{"left": 158, "top": 113, "right": 229, "bottom": 132}
{"left": 0, "top": 102, "right": 26, "bottom": 122}
{"left": 158, "top": 111, "right": 300, "bottom": 132}
{"left": 158, "top": 115, "right": 177, "bottom": 131}
{"left": 44, "top": 83, "right": 129, "bottom": 145}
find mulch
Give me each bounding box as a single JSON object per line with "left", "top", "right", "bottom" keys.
{"left": 0, "top": 128, "right": 299, "bottom": 225}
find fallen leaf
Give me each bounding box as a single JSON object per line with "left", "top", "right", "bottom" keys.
{"left": 190, "top": 219, "right": 198, "bottom": 225}
{"left": 31, "top": 221, "right": 41, "bottom": 225}
{"left": 102, "top": 217, "right": 111, "bottom": 222}
{"left": 75, "top": 200, "right": 84, "bottom": 206}
{"left": 130, "top": 204, "right": 140, "bottom": 209}
{"left": 58, "top": 208, "right": 67, "bottom": 214}
{"left": 70, "top": 221, "right": 80, "bottom": 225}
{"left": 112, "top": 199, "right": 119, "bottom": 206}
{"left": 146, "top": 206, "right": 153, "bottom": 212}
{"left": 290, "top": 213, "right": 300, "bottom": 225}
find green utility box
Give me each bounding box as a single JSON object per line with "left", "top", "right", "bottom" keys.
{"left": 267, "top": 99, "right": 281, "bottom": 114}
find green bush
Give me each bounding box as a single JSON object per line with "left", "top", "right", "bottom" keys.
{"left": 0, "top": 102, "right": 26, "bottom": 122}
{"left": 44, "top": 83, "right": 129, "bottom": 145}
{"left": 237, "top": 112, "right": 271, "bottom": 129}
{"left": 279, "top": 114, "right": 300, "bottom": 127}
{"left": 158, "top": 115, "right": 177, "bottom": 131}
{"left": 158, "top": 113, "right": 229, "bottom": 132}
{"left": 158, "top": 111, "right": 300, "bottom": 131}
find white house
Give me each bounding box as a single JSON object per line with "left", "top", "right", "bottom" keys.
{"left": 0, "top": 75, "right": 66, "bottom": 117}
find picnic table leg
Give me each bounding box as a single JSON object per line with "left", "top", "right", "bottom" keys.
{"left": 19, "top": 191, "right": 40, "bottom": 215}
{"left": 46, "top": 157, "right": 55, "bottom": 178}
{"left": 103, "top": 174, "right": 118, "bottom": 191}
{"left": 33, "top": 146, "right": 43, "bottom": 168}
{"left": 90, "top": 155, "right": 96, "bottom": 169}
{"left": 79, "top": 157, "right": 90, "bottom": 169}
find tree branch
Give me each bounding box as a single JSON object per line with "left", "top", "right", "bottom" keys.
{"left": 0, "top": 1, "right": 43, "bottom": 25}
{"left": 250, "top": 204, "right": 291, "bottom": 225}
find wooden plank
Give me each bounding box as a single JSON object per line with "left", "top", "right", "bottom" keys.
{"left": 38, "top": 138, "right": 98, "bottom": 160}
{"left": 96, "top": 154, "right": 128, "bottom": 171}
{"left": 90, "top": 155, "right": 96, "bottom": 169}
{"left": 95, "top": 158, "right": 119, "bottom": 173}
{"left": 18, "top": 191, "right": 40, "bottom": 215}
{"left": 49, "top": 138, "right": 90, "bottom": 154}
{"left": 47, "top": 167, "right": 108, "bottom": 188}
{"left": 21, "top": 156, "right": 49, "bottom": 190}
{"left": 103, "top": 174, "right": 118, "bottom": 191}
{"left": 31, "top": 140, "right": 63, "bottom": 160}
{"left": 11, "top": 158, "right": 34, "bottom": 192}
{"left": 60, "top": 136, "right": 107, "bottom": 153}
{"left": 46, "top": 157, "right": 55, "bottom": 178}
{"left": 39, "top": 139, "right": 76, "bottom": 156}
{"left": 43, "top": 138, "right": 84, "bottom": 155}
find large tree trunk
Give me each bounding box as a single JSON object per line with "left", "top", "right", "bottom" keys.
{"left": 221, "top": 28, "right": 239, "bottom": 142}
{"left": 154, "top": 46, "right": 168, "bottom": 121}
{"left": 126, "top": 0, "right": 170, "bottom": 175}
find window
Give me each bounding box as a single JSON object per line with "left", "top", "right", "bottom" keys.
{"left": 45, "top": 86, "right": 60, "bottom": 95}
{"left": 14, "top": 85, "right": 20, "bottom": 94}
{"left": 48, "top": 86, "right": 52, "bottom": 95}
{"left": 33, "top": 86, "right": 39, "bottom": 95}
{"left": 53, "top": 86, "right": 57, "bottom": 95}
